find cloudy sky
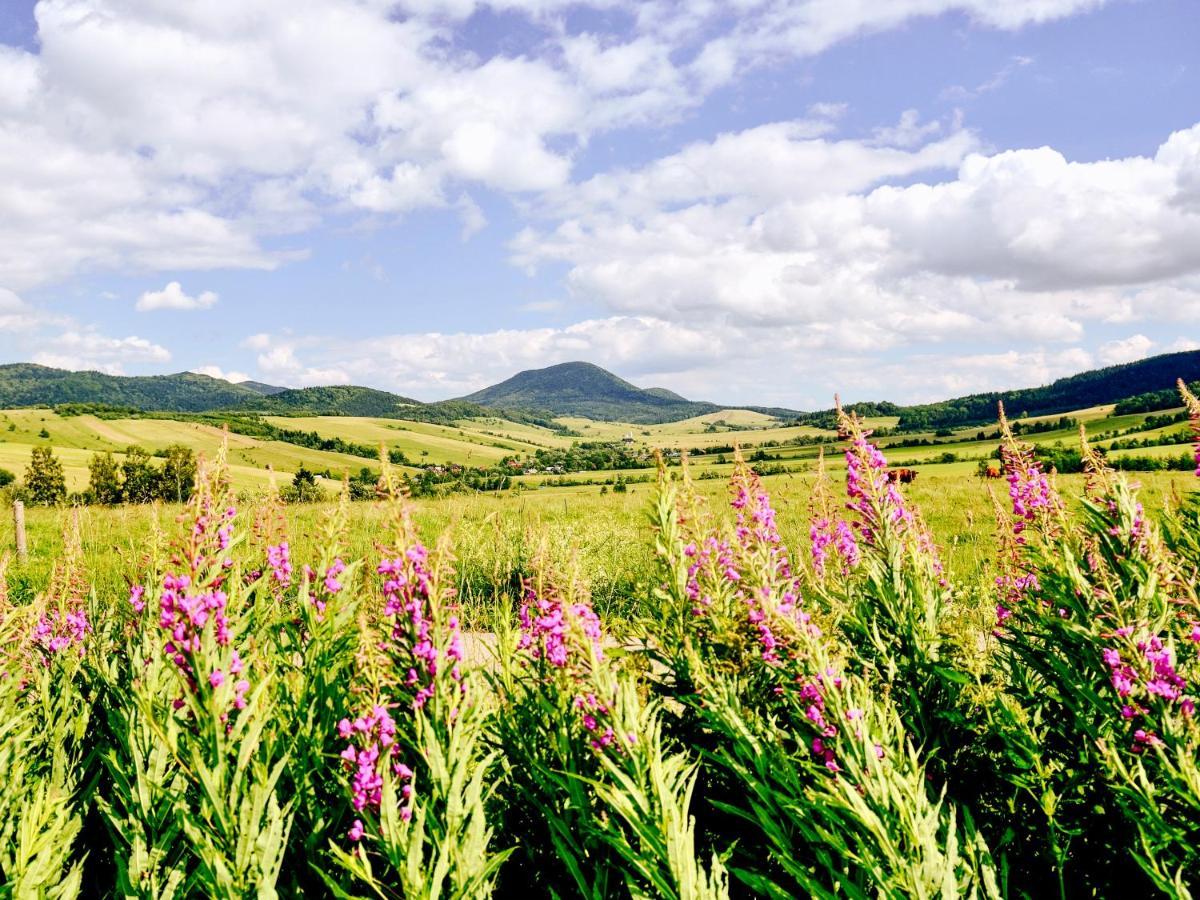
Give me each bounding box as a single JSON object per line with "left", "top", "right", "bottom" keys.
{"left": 0, "top": 0, "right": 1197, "bottom": 407}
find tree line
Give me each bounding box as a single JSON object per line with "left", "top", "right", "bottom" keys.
{"left": 14, "top": 444, "right": 198, "bottom": 506}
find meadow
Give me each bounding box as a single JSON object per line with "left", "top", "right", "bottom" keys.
{"left": 2, "top": 389, "right": 1200, "bottom": 898}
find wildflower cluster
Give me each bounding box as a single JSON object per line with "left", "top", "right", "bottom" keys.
{"left": 32, "top": 609, "right": 90, "bottom": 662}
{"left": 152, "top": 460, "right": 253, "bottom": 716}
{"left": 731, "top": 463, "right": 793, "bottom": 584}
{"left": 992, "top": 407, "right": 1064, "bottom": 625}
{"left": 304, "top": 557, "right": 346, "bottom": 616}
{"left": 1101, "top": 628, "right": 1196, "bottom": 750}
{"left": 518, "top": 577, "right": 604, "bottom": 672}
{"left": 807, "top": 451, "right": 860, "bottom": 578}
{"left": 518, "top": 574, "right": 624, "bottom": 753}
{"left": 799, "top": 673, "right": 844, "bottom": 772}
{"left": 998, "top": 404, "right": 1060, "bottom": 541}
{"left": 338, "top": 705, "right": 414, "bottom": 841}
{"left": 809, "top": 518, "right": 860, "bottom": 577}
{"left": 837, "top": 406, "right": 943, "bottom": 583}
{"left": 845, "top": 432, "right": 912, "bottom": 542}
{"left": 683, "top": 536, "right": 738, "bottom": 614}
{"left": 266, "top": 542, "right": 292, "bottom": 587}
{"left": 379, "top": 539, "right": 463, "bottom": 712}
{"left": 30, "top": 512, "right": 92, "bottom": 665}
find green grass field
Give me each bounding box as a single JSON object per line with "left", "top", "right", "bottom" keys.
{"left": 5, "top": 465, "right": 1194, "bottom": 629}
{"left": 1, "top": 398, "right": 1190, "bottom": 504}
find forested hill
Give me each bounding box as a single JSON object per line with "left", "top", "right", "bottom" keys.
{"left": 0, "top": 364, "right": 263, "bottom": 411}
{"left": 0, "top": 364, "right": 556, "bottom": 427}
{"left": 4, "top": 351, "right": 1198, "bottom": 431}
{"left": 459, "top": 360, "right": 804, "bottom": 424}
{"left": 460, "top": 361, "right": 718, "bottom": 423}
{"left": 800, "top": 350, "right": 1200, "bottom": 431}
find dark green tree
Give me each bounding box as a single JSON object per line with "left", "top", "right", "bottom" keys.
{"left": 25, "top": 446, "right": 66, "bottom": 505}
{"left": 121, "top": 445, "right": 160, "bottom": 503}
{"left": 88, "top": 451, "right": 123, "bottom": 505}
{"left": 0, "top": 467, "right": 14, "bottom": 488}
{"left": 159, "top": 444, "right": 197, "bottom": 503}
{"left": 285, "top": 466, "right": 323, "bottom": 503}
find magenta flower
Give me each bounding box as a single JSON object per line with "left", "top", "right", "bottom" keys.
{"left": 324, "top": 558, "right": 346, "bottom": 594}
{"left": 266, "top": 542, "right": 292, "bottom": 587}
{"left": 31, "top": 609, "right": 91, "bottom": 663}
{"left": 683, "top": 536, "right": 738, "bottom": 614}
{"left": 153, "top": 485, "right": 251, "bottom": 716}
{"left": 338, "top": 705, "right": 414, "bottom": 829}
{"left": 379, "top": 539, "right": 464, "bottom": 712}
{"left": 518, "top": 579, "right": 604, "bottom": 673}
{"left": 809, "top": 516, "right": 861, "bottom": 578}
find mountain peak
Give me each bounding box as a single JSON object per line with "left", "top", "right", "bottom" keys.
{"left": 459, "top": 361, "right": 719, "bottom": 423}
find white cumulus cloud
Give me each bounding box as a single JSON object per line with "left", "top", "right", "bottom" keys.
{"left": 32, "top": 330, "right": 171, "bottom": 376}
{"left": 136, "top": 281, "right": 219, "bottom": 312}
{"left": 191, "top": 365, "right": 252, "bottom": 384}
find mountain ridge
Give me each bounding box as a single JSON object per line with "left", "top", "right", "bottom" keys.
{"left": 0, "top": 351, "right": 1197, "bottom": 429}
{"left": 458, "top": 361, "right": 728, "bottom": 424}
{"left": 797, "top": 350, "right": 1200, "bottom": 430}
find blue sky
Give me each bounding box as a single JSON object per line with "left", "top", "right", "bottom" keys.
{"left": 0, "top": 0, "right": 1198, "bottom": 408}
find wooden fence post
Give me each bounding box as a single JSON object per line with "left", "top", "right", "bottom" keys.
{"left": 13, "top": 500, "right": 27, "bottom": 564}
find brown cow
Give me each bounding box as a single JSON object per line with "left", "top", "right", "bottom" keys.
{"left": 887, "top": 468, "right": 918, "bottom": 484}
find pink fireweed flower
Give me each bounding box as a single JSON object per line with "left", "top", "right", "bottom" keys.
{"left": 727, "top": 464, "right": 814, "bottom": 660}
{"left": 1103, "top": 627, "right": 1196, "bottom": 749}
{"left": 834, "top": 520, "right": 860, "bottom": 571}
{"left": 1102, "top": 646, "right": 1136, "bottom": 698}
{"left": 324, "top": 558, "right": 346, "bottom": 594}
{"left": 997, "top": 407, "right": 1061, "bottom": 542}
{"left": 995, "top": 572, "right": 1040, "bottom": 626}
{"left": 32, "top": 609, "right": 90, "bottom": 663}
{"left": 730, "top": 463, "right": 794, "bottom": 583}
{"left": 155, "top": 481, "right": 252, "bottom": 715}
{"left": 129, "top": 584, "right": 145, "bottom": 613}
{"left": 574, "top": 692, "right": 625, "bottom": 754}
{"left": 1140, "top": 635, "right": 1187, "bottom": 701}
{"left": 838, "top": 411, "right": 933, "bottom": 563}
{"left": 521, "top": 575, "right": 624, "bottom": 753}
{"left": 266, "top": 542, "right": 292, "bottom": 587}
{"left": 339, "top": 705, "right": 414, "bottom": 824}
{"left": 518, "top": 579, "right": 604, "bottom": 672}
{"left": 684, "top": 535, "right": 739, "bottom": 614}
{"left": 379, "top": 540, "right": 463, "bottom": 712}
{"left": 844, "top": 432, "right": 899, "bottom": 545}
{"left": 1133, "top": 728, "right": 1163, "bottom": 752}
{"left": 799, "top": 675, "right": 847, "bottom": 773}
{"left": 809, "top": 516, "right": 860, "bottom": 578}
{"left": 1002, "top": 443, "right": 1056, "bottom": 532}
{"left": 809, "top": 519, "right": 834, "bottom": 577}
{"left": 305, "top": 558, "right": 348, "bottom": 617}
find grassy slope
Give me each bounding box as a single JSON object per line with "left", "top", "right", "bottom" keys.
{"left": 0, "top": 410, "right": 390, "bottom": 492}
{"left": 262, "top": 415, "right": 556, "bottom": 465}
{"left": 1, "top": 399, "right": 1191, "bottom": 495}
